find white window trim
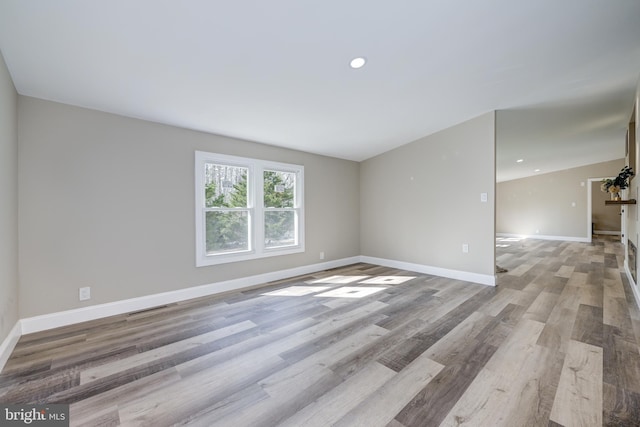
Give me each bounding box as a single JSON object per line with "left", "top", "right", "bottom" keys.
{"left": 195, "top": 151, "right": 305, "bottom": 267}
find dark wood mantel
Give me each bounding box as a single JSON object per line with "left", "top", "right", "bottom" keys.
{"left": 605, "top": 199, "right": 637, "bottom": 205}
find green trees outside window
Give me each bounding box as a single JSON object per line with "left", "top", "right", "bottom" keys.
{"left": 264, "top": 170, "right": 296, "bottom": 248}
{"left": 204, "top": 166, "right": 298, "bottom": 255}
{"left": 204, "top": 165, "right": 249, "bottom": 254}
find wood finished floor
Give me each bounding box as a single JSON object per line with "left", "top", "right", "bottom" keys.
{"left": 2, "top": 236, "right": 640, "bottom": 426}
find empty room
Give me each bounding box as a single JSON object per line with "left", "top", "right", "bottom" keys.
{"left": 1, "top": 1, "right": 640, "bottom": 426}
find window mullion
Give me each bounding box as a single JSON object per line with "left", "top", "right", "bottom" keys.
{"left": 254, "top": 165, "right": 264, "bottom": 254}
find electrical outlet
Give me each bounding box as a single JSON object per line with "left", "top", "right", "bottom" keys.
{"left": 319, "top": 251, "right": 325, "bottom": 260}
{"left": 79, "top": 287, "right": 91, "bottom": 301}
{"left": 462, "top": 244, "right": 469, "bottom": 253}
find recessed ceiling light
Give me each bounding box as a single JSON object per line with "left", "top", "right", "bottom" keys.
{"left": 534, "top": 169, "right": 541, "bottom": 172}
{"left": 350, "top": 57, "right": 366, "bottom": 69}
{"left": 516, "top": 159, "right": 524, "bottom": 163}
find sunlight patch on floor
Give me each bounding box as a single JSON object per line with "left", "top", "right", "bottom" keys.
{"left": 314, "top": 286, "right": 387, "bottom": 299}
{"left": 263, "top": 274, "right": 416, "bottom": 298}
{"left": 308, "top": 275, "right": 370, "bottom": 284}
{"left": 262, "top": 286, "right": 331, "bottom": 297}
{"left": 359, "top": 276, "right": 415, "bottom": 285}
{"left": 496, "top": 236, "right": 526, "bottom": 248}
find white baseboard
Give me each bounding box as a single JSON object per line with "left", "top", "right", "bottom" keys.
{"left": 0, "top": 321, "right": 22, "bottom": 373}
{"left": 624, "top": 260, "right": 640, "bottom": 311}
{"left": 17, "top": 254, "right": 496, "bottom": 337}
{"left": 360, "top": 256, "right": 496, "bottom": 286}
{"left": 593, "top": 230, "right": 621, "bottom": 236}
{"left": 496, "top": 233, "right": 589, "bottom": 243}
{"left": 20, "top": 256, "right": 361, "bottom": 335}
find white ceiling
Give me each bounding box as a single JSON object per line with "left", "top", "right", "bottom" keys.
{"left": 1, "top": 1, "right": 639, "bottom": 181}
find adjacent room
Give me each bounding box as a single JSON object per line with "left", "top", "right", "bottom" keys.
{"left": 1, "top": 1, "right": 640, "bottom": 426}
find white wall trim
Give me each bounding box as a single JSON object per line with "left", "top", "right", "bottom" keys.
{"left": 15, "top": 253, "right": 496, "bottom": 338}
{"left": 0, "top": 321, "right": 22, "bottom": 373}
{"left": 360, "top": 256, "right": 496, "bottom": 286}
{"left": 496, "top": 233, "right": 589, "bottom": 243}
{"left": 624, "top": 260, "right": 640, "bottom": 311}
{"left": 20, "top": 256, "right": 360, "bottom": 335}
{"left": 593, "top": 230, "right": 622, "bottom": 236}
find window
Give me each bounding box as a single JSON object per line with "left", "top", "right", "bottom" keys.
{"left": 195, "top": 151, "right": 304, "bottom": 266}
{"left": 263, "top": 169, "right": 297, "bottom": 249}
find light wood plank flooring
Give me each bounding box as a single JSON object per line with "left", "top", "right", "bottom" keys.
{"left": 1, "top": 236, "right": 640, "bottom": 426}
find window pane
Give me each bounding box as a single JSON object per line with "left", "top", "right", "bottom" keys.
{"left": 264, "top": 170, "right": 295, "bottom": 208}
{"left": 204, "top": 164, "right": 248, "bottom": 208}
{"left": 206, "top": 211, "right": 249, "bottom": 254}
{"left": 265, "top": 210, "right": 296, "bottom": 248}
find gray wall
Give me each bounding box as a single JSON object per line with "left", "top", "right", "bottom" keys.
{"left": 0, "top": 52, "right": 19, "bottom": 341}
{"left": 360, "top": 112, "right": 496, "bottom": 276}
{"left": 18, "top": 97, "right": 361, "bottom": 317}
{"left": 497, "top": 159, "right": 624, "bottom": 238}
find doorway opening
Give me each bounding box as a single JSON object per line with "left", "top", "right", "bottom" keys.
{"left": 587, "top": 177, "right": 622, "bottom": 243}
